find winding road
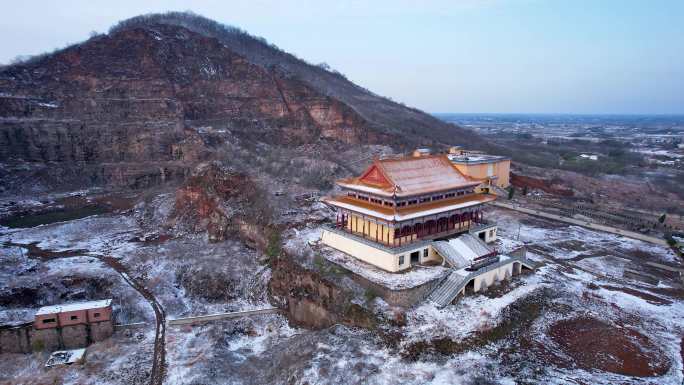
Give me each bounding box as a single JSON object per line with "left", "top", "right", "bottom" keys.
{"left": 6, "top": 242, "right": 167, "bottom": 385}
{"left": 100, "top": 256, "right": 166, "bottom": 385}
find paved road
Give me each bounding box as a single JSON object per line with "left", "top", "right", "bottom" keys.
{"left": 492, "top": 201, "right": 669, "bottom": 246}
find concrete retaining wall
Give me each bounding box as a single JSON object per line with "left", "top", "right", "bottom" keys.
{"left": 0, "top": 320, "right": 114, "bottom": 353}
{"left": 30, "top": 326, "right": 61, "bottom": 352}
{"left": 0, "top": 324, "right": 32, "bottom": 354}
{"left": 343, "top": 267, "right": 444, "bottom": 308}
{"left": 60, "top": 324, "right": 88, "bottom": 349}
{"left": 90, "top": 320, "right": 115, "bottom": 341}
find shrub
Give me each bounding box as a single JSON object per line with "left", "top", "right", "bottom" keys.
{"left": 364, "top": 288, "right": 379, "bottom": 302}
{"left": 265, "top": 229, "right": 281, "bottom": 258}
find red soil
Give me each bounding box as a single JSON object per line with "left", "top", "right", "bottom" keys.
{"left": 549, "top": 317, "right": 670, "bottom": 377}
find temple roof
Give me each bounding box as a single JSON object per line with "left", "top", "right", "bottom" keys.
{"left": 337, "top": 155, "right": 481, "bottom": 197}
{"left": 322, "top": 193, "right": 495, "bottom": 222}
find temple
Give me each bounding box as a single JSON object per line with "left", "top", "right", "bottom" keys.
{"left": 321, "top": 153, "right": 499, "bottom": 272}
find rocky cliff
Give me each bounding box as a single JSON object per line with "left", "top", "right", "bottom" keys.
{"left": 269, "top": 254, "right": 376, "bottom": 329}
{"left": 111, "top": 12, "right": 479, "bottom": 147}
{"left": 168, "top": 162, "right": 273, "bottom": 245}
{"left": 0, "top": 22, "right": 388, "bottom": 193}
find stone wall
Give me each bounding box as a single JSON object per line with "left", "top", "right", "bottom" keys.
{"left": 0, "top": 324, "right": 32, "bottom": 353}
{"left": 0, "top": 320, "right": 114, "bottom": 353}
{"left": 345, "top": 268, "right": 443, "bottom": 308}
{"left": 60, "top": 324, "right": 88, "bottom": 349}
{"left": 30, "top": 327, "right": 61, "bottom": 352}
{"left": 90, "top": 320, "right": 115, "bottom": 342}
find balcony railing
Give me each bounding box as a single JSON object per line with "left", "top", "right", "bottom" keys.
{"left": 327, "top": 222, "right": 479, "bottom": 250}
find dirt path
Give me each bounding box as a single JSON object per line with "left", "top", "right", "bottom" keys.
{"left": 100, "top": 256, "right": 166, "bottom": 385}
{"left": 5, "top": 242, "right": 167, "bottom": 385}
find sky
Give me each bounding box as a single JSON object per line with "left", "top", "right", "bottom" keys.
{"left": 1, "top": 0, "right": 683, "bottom": 114}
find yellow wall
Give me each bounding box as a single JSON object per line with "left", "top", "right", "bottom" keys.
{"left": 322, "top": 230, "right": 434, "bottom": 272}
{"left": 453, "top": 159, "right": 510, "bottom": 188}
{"left": 347, "top": 214, "right": 396, "bottom": 243}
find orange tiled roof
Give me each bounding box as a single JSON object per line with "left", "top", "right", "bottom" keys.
{"left": 337, "top": 155, "right": 481, "bottom": 197}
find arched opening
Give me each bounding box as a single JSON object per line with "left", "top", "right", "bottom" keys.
{"left": 478, "top": 279, "right": 488, "bottom": 292}
{"left": 464, "top": 278, "right": 475, "bottom": 294}
{"left": 512, "top": 262, "right": 522, "bottom": 275}
{"left": 413, "top": 222, "right": 423, "bottom": 237}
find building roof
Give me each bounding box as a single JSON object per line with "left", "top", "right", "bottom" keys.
{"left": 322, "top": 193, "right": 495, "bottom": 222}
{"left": 337, "top": 155, "right": 481, "bottom": 197}
{"left": 35, "top": 299, "right": 112, "bottom": 316}
{"left": 447, "top": 153, "right": 511, "bottom": 165}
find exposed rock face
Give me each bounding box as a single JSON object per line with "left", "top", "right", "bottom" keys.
{"left": 169, "top": 162, "right": 271, "bottom": 244}
{"left": 0, "top": 23, "right": 381, "bottom": 192}
{"left": 511, "top": 173, "right": 574, "bottom": 197}
{"left": 269, "top": 254, "right": 375, "bottom": 329}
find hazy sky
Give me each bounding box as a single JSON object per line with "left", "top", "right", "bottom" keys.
{"left": 2, "top": 0, "right": 683, "bottom": 114}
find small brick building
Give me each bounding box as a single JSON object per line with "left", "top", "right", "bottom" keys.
{"left": 34, "top": 299, "right": 112, "bottom": 330}
{"left": 0, "top": 299, "right": 115, "bottom": 354}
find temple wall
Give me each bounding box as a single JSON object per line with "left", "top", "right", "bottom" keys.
{"left": 454, "top": 160, "right": 510, "bottom": 188}
{"left": 424, "top": 246, "right": 443, "bottom": 263}
{"left": 346, "top": 215, "right": 396, "bottom": 243}
{"left": 473, "top": 263, "right": 513, "bottom": 292}
{"left": 322, "top": 229, "right": 406, "bottom": 272}
{"left": 498, "top": 160, "right": 511, "bottom": 187}
{"left": 471, "top": 226, "right": 498, "bottom": 243}
{"left": 346, "top": 214, "right": 475, "bottom": 244}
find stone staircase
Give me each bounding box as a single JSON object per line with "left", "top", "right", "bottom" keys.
{"left": 425, "top": 251, "right": 538, "bottom": 308}
{"left": 431, "top": 241, "right": 465, "bottom": 267}
{"left": 426, "top": 270, "right": 470, "bottom": 307}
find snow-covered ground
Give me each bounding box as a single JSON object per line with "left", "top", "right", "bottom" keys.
{"left": 405, "top": 271, "right": 548, "bottom": 342}
{"left": 1, "top": 201, "right": 682, "bottom": 385}
{"left": 494, "top": 208, "right": 678, "bottom": 263}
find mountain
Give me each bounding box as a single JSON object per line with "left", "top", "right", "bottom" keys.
{"left": 0, "top": 12, "right": 483, "bottom": 194}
